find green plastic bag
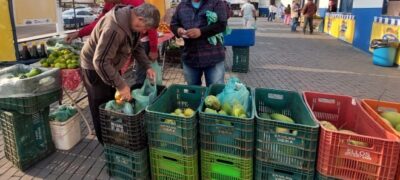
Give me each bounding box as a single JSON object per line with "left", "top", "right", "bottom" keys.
{"left": 49, "top": 105, "right": 78, "bottom": 122}
{"left": 151, "top": 62, "right": 163, "bottom": 85}
{"left": 217, "top": 77, "right": 250, "bottom": 112}
{"left": 132, "top": 79, "right": 157, "bottom": 113}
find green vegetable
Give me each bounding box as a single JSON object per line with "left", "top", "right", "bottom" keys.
{"left": 205, "top": 108, "right": 218, "bottom": 114}
{"left": 218, "top": 110, "right": 228, "bottom": 115}
{"left": 221, "top": 103, "right": 232, "bottom": 115}
{"left": 270, "top": 113, "right": 295, "bottom": 124}
{"left": 260, "top": 113, "right": 271, "bottom": 119}
{"left": 231, "top": 104, "right": 246, "bottom": 117}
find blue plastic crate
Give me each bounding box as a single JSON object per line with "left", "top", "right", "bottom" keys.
{"left": 224, "top": 29, "right": 256, "bottom": 46}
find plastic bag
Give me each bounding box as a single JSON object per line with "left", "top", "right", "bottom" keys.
{"left": 132, "top": 79, "right": 157, "bottom": 113}
{"left": 105, "top": 100, "right": 134, "bottom": 115}
{"left": 217, "top": 77, "right": 250, "bottom": 111}
{"left": 151, "top": 62, "right": 163, "bottom": 85}
{"left": 0, "top": 64, "right": 61, "bottom": 98}
{"left": 50, "top": 105, "right": 77, "bottom": 122}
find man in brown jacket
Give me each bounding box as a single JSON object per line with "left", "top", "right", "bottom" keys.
{"left": 302, "top": 0, "right": 317, "bottom": 34}
{"left": 80, "top": 4, "right": 159, "bottom": 144}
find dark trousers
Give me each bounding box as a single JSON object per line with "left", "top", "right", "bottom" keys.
{"left": 133, "top": 41, "right": 151, "bottom": 85}
{"left": 303, "top": 16, "right": 314, "bottom": 34}
{"left": 268, "top": 12, "right": 276, "bottom": 21}
{"left": 82, "top": 69, "right": 116, "bottom": 145}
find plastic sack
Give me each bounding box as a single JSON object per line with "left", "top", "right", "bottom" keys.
{"left": 151, "top": 62, "right": 163, "bottom": 85}
{"left": 217, "top": 77, "right": 250, "bottom": 111}
{"left": 46, "top": 37, "right": 83, "bottom": 54}
{"left": 132, "top": 79, "right": 157, "bottom": 113}
{"left": 0, "top": 64, "right": 61, "bottom": 98}
{"left": 50, "top": 105, "right": 78, "bottom": 122}
{"left": 105, "top": 100, "right": 134, "bottom": 115}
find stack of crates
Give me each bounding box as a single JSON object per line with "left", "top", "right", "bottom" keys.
{"left": 100, "top": 85, "right": 165, "bottom": 179}
{"left": 145, "top": 85, "right": 206, "bottom": 179}
{"left": 199, "top": 84, "right": 254, "bottom": 180}
{"left": 0, "top": 89, "right": 61, "bottom": 170}
{"left": 254, "top": 88, "right": 319, "bottom": 180}
{"left": 232, "top": 47, "right": 250, "bottom": 73}
{"left": 304, "top": 92, "right": 400, "bottom": 179}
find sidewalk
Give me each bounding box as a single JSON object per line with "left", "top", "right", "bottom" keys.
{"left": 1, "top": 18, "right": 400, "bottom": 179}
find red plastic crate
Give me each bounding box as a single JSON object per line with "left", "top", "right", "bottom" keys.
{"left": 303, "top": 91, "right": 400, "bottom": 180}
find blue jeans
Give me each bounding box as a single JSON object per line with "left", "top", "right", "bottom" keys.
{"left": 183, "top": 61, "right": 225, "bottom": 86}
{"left": 291, "top": 17, "right": 299, "bottom": 32}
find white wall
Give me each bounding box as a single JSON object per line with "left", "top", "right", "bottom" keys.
{"left": 319, "top": 0, "right": 329, "bottom": 9}
{"left": 353, "top": 0, "right": 383, "bottom": 8}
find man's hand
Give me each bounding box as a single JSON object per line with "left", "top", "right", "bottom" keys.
{"left": 186, "top": 28, "right": 201, "bottom": 39}
{"left": 65, "top": 32, "right": 79, "bottom": 44}
{"left": 117, "top": 84, "right": 132, "bottom": 102}
{"left": 177, "top": 28, "right": 187, "bottom": 37}
{"left": 148, "top": 51, "right": 159, "bottom": 61}
{"left": 146, "top": 68, "right": 156, "bottom": 81}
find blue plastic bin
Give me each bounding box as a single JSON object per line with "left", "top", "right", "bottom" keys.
{"left": 224, "top": 29, "right": 256, "bottom": 46}
{"left": 373, "top": 47, "right": 397, "bottom": 67}
{"left": 259, "top": 8, "right": 269, "bottom": 17}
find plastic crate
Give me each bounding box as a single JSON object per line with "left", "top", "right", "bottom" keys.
{"left": 104, "top": 144, "right": 149, "bottom": 180}
{"left": 232, "top": 46, "right": 250, "bottom": 73}
{"left": 315, "top": 171, "right": 340, "bottom": 180}
{"left": 200, "top": 150, "right": 252, "bottom": 180}
{"left": 100, "top": 85, "right": 165, "bottom": 151}
{"left": 149, "top": 147, "right": 198, "bottom": 180}
{"left": 254, "top": 88, "right": 319, "bottom": 172}
{"left": 361, "top": 99, "right": 400, "bottom": 180}
{"left": 146, "top": 84, "right": 206, "bottom": 155}
{"left": 0, "top": 89, "right": 61, "bottom": 114}
{"left": 224, "top": 29, "right": 256, "bottom": 46}
{"left": 255, "top": 159, "right": 314, "bottom": 180}
{"left": 303, "top": 91, "right": 400, "bottom": 180}
{"left": 0, "top": 107, "right": 55, "bottom": 170}
{"left": 199, "top": 84, "right": 254, "bottom": 158}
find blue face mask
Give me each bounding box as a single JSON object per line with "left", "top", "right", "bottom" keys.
{"left": 192, "top": 0, "right": 201, "bottom": 9}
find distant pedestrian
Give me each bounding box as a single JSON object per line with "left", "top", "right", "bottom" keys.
{"left": 241, "top": 0, "right": 256, "bottom": 28}
{"left": 302, "top": 0, "right": 317, "bottom": 34}
{"left": 290, "top": 1, "right": 300, "bottom": 32}
{"left": 268, "top": 4, "right": 277, "bottom": 22}
{"left": 284, "top": 4, "right": 291, "bottom": 25}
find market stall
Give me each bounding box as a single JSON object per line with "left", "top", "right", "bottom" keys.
{"left": 370, "top": 16, "right": 400, "bottom": 65}
{"left": 324, "top": 12, "right": 355, "bottom": 44}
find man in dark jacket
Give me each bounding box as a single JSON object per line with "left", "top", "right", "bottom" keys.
{"left": 80, "top": 4, "right": 159, "bottom": 144}
{"left": 170, "top": 0, "right": 228, "bottom": 86}
{"left": 302, "top": 0, "right": 317, "bottom": 34}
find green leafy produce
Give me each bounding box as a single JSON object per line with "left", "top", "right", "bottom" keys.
{"left": 23, "top": 68, "right": 42, "bottom": 78}
{"left": 205, "top": 95, "right": 221, "bottom": 111}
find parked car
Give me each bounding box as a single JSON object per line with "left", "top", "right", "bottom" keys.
{"left": 62, "top": 8, "right": 97, "bottom": 27}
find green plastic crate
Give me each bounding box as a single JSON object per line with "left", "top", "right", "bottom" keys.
{"left": 0, "top": 107, "right": 55, "bottom": 170}
{"left": 200, "top": 150, "right": 252, "bottom": 180}
{"left": 149, "top": 147, "right": 199, "bottom": 180}
{"left": 104, "top": 144, "right": 149, "bottom": 180}
{"left": 0, "top": 89, "right": 61, "bottom": 114}
{"left": 254, "top": 88, "right": 319, "bottom": 173}
{"left": 255, "top": 159, "right": 314, "bottom": 180}
{"left": 199, "top": 84, "right": 254, "bottom": 158}
{"left": 232, "top": 46, "right": 249, "bottom": 73}
{"left": 146, "top": 84, "right": 206, "bottom": 155}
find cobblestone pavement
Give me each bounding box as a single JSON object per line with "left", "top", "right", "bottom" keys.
{"left": 1, "top": 18, "right": 400, "bottom": 179}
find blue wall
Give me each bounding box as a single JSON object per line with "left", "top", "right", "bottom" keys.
{"left": 352, "top": 8, "right": 382, "bottom": 52}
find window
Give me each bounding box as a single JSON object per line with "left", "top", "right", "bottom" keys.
{"left": 77, "top": 11, "right": 91, "bottom": 15}
{"left": 339, "top": 0, "right": 353, "bottom": 13}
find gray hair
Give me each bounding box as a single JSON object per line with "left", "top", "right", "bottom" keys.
{"left": 132, "top": 3, "right": 160, "bottom": 28}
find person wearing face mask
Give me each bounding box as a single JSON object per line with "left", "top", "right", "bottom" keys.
{"left": 65, "top": 0, "right": 159, "bottom": 85}
{"left": 80, "top": 4, "right": 158, "bottom": 144}
{"left": 170, "top": 0, "right": 228, "bottom": 86}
